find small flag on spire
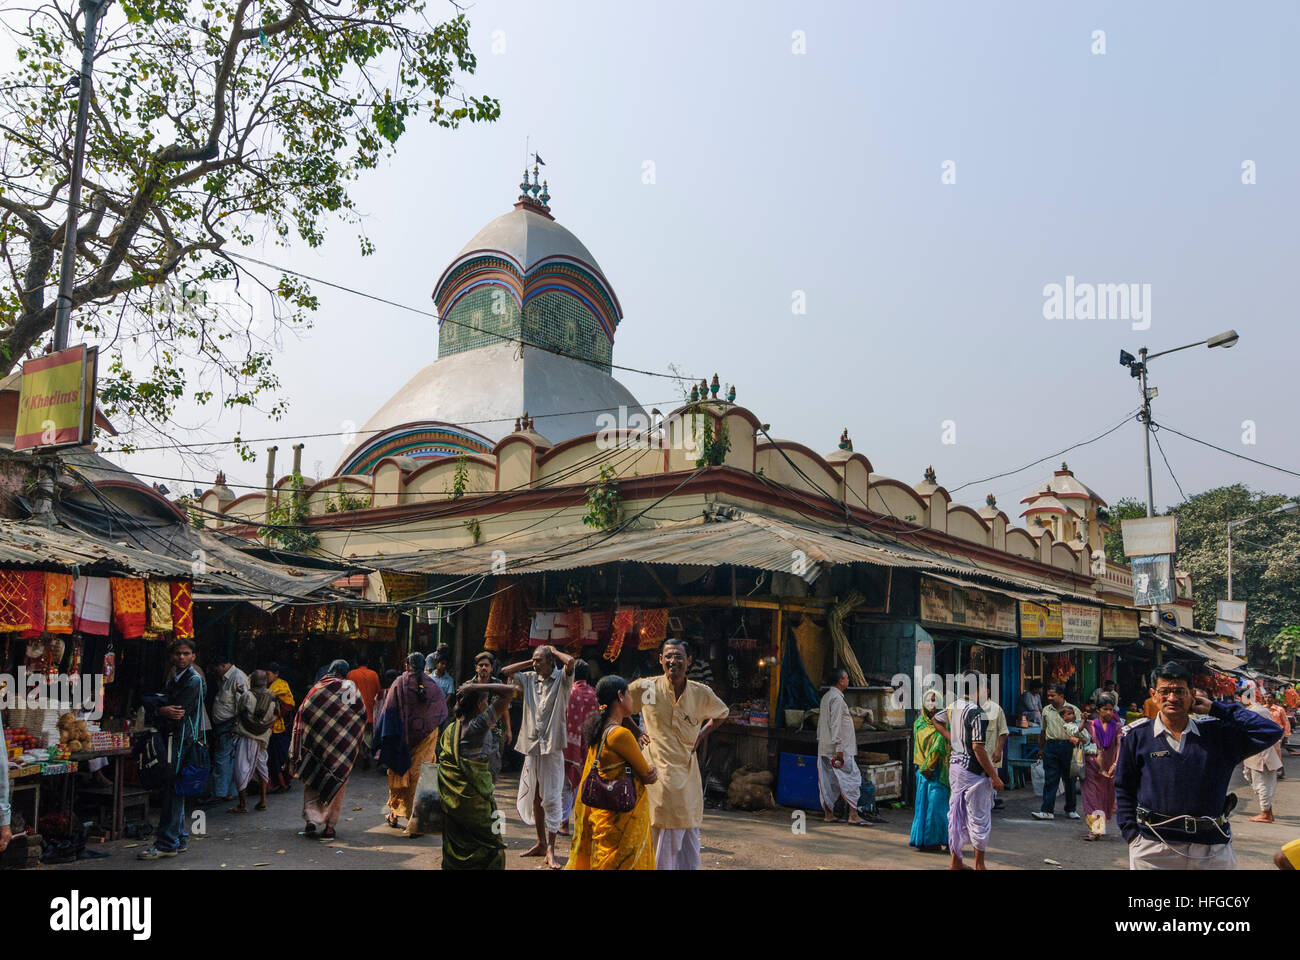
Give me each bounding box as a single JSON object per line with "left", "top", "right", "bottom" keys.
{"left": 534, "top": 153, "right": 546, "bottom": 166}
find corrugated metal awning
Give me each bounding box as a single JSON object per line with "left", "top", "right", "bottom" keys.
{"left": 1152, "top": 628, "right": 1245, "bottom": 672}
{"left": 359, "top": 510, "right": 1099, "bottom": 601}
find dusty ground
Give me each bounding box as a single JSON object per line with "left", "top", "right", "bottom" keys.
{"left": 38, "top": 752, "right": 1296, "bottom": 871}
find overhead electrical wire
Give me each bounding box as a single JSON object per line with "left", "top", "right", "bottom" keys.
{"left": 1149, "top": 419, "right": 1300, "bottom": 482}
{"left": 1150, "top": 425, "right": 1188, "bottom": 503}
{"left": 0, "top": 174, "right": 700, "bottom": 383}
{"left": 946, "top": 409, "right": 1141, "bottom": 495}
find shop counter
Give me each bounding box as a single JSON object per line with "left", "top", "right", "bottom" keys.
{"left": 711, "top": 721, "right": 913, "bottom": 802}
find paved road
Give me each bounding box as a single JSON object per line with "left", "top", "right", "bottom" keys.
{"left": 42, "top": 752, "right": 1296, "bottom": 871}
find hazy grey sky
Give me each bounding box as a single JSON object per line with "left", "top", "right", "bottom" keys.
{"left": 91, "top": 0, "right": 1300, "bottom": 513}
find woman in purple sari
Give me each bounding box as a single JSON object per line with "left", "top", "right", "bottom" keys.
{"left": 1080, "top": 697, "right": 1123, "bottom": 840}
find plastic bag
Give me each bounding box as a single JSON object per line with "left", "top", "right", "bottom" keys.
{"left": 1085, "top": 810, "right": 1106, "bottom": 836}
{"left": 407, "top": 762, "right": 443, "bottom": 836}
{"left": 1030, "top": 759, "right": 1045, "bottom": 794}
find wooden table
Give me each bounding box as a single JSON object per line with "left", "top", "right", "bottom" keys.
{"left": 68, "top": 747, "right": 133, "bottom": 840}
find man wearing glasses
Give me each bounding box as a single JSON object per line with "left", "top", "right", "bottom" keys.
{"left": 1116, "top": 662, "right": 1283, "bottom": 869}
{"left": 629, "top": 638, "right": 730, "bottom": 870}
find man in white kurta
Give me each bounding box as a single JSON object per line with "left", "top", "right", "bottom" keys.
{"left": 817, "top": 668, "right": 866, "bottom": 823}
{"left": 629, "top": 639, "right": 730, "bottom": 870}
{"left": 502, "top": 645, "right": 574, "bottom": 869}
{"left": 1241, "top": 692, "right": 1283, "bottom": 823}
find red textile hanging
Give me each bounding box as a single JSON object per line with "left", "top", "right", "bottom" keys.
{"left": 170, "top": 580, "right": 195, "bottom": 638}
{"left": 110, "top": 577, "right": 147, "bottom": 639}
{"left": 0, "top": 570, "right": 44, "bottom": 633}
{"left": 637, "top": 608, "right": 669, "bottom": 651}
{"left": 605, "top": 607, "right": 637, "bottom": 662}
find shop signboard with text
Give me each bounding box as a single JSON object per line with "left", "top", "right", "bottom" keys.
{"left": 1018, "top": 600, "right": 1063, "bottom": 640}
{"left": 919, "top": 577, "right": 1017, "bottom": 637}
{"left": 1060, "top": 602, "right": 1101, "bottom": 644}
{"left": 1101, "top": 607, "right": 1140, "bottom": 640}
{"left": 14, "top": 344, "right": 98, "bottom": 450}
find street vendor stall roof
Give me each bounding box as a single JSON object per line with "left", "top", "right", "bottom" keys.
{"left": 1149, "top": 626, "right": 1245, "bottom": 672}
{"left": 356, "top": 509, "right": 1095, "bottom": 601}
{"left": 0, "top": 513, "right": 361, "bottom": 611}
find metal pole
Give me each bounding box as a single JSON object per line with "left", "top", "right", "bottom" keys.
{"left": 53, "top": 0, "right": 110, "bottom": 351}
{"left": 1138, "top": 348, "right": 1154, "bottom": 518}
{"left": 1226, "top": 520, "right": 1233, "bottom": 601}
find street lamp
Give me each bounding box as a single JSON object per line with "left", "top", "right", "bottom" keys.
{"left": 1227, "top": 501, "right": 1300, "bottom": 600}
{"left": 1118, "top": 330, "right": 1239, "bottom": 517}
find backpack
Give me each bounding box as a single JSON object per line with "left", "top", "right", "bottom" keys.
{"left": 240, "top": 689, "right": 279, "bottom": 736}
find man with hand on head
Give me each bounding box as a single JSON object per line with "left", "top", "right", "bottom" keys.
{"left": 501, "top": 644, "right": 575, "bottom": 869}
{"left": 1116, "top": 662, "right": 1283, "bottom": 870}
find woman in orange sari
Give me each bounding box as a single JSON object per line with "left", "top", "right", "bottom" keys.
{"left": 565, "top": 675, "right": 658, "bottom": 871}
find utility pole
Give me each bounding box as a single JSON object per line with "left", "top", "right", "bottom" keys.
{"left": 53, "top": 0, "right": 112, "bottom": 351}
{"left": 1136, "top": 347, "right": 1155, "bottom": 519}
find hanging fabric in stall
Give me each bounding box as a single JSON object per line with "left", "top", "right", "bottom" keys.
{"left": 792, "top": 615, "right": 828, "bottom": 688}
{"left": 0, "top": 570, "right": 43, "bottom": 633}
{"left": 485, "top": 577, "right": 527, "bottom": 651}
{"left": 18, "top": 572, "right": 47, "bottom": 638}
{"left": 637, "top": 608, "right": 668, "bottom": 650}
{"left": 109, "top": 577, "right": 147, "bottom": 639}
{"left": 73, "top": 576, "right": 112, "bottom": 636}
{"left": 146, "top": 579, "right": 173, "bottom": 634}
{"left": 170, "top": 580, "right": 194, "bottom": 638}
{"left": 605, "top": 607, "right": 637, "bottom": 661}
{"left": 44, "top": 573, "right": 74, "bottom": 634}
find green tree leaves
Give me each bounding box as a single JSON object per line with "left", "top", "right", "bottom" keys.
{"left": 0, "top": 0, "right": 498, "bottom": 449}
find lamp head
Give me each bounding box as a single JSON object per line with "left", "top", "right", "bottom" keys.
{"left": 1207, "top": 330, "right": 1239, "bottom": 349}
{"left": 1119, "top": 349, "right": 1136, "bottom": 367}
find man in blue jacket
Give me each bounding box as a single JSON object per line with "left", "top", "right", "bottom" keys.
{"left": 1116, "top": 661, "right": 1283, "bottom": 869}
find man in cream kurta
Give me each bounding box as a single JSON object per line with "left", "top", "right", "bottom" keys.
{"left": 817, "top": 668, "right": 866, "bottom": 824}
{"left": 1241, "top": 690, "right": 1284, "bottom": 823}
{"left": 629, "top": 639, "right": 730, "bottom": 870}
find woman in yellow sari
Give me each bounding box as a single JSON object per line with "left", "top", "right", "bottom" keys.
{"left": 565, "top": 675, "right": 658, "bottom": 871}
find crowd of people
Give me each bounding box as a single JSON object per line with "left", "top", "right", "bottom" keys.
{"left": 898, "top": 662, "right": 1294, "bottom": 870}
{"left": 4, "top": 632, "right": 1292, "bottom": 872}
{"left": 119, "top": 635, "right": 729, "bottom": 870}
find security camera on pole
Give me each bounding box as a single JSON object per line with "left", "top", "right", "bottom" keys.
{"left": 1117, "top": 330, "right": 1239, "bottom": 627}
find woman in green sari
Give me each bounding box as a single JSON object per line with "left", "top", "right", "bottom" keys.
{"left": 909, "top": 690, "right": 950, "bottom": 852}
{"left": 437, "top": 681, "right": 515, "bottom": 870}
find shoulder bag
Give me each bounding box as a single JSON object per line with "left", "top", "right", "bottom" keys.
{"left": 580, "top": 726, "right": 638, "bottom": 812}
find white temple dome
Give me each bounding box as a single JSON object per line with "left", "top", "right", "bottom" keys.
{"left": 334, "top": 176, "right": 643, "bottom": 476}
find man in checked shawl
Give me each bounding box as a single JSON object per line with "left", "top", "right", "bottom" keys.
{"left": 290, "top": 659, "right": 367, "bottom": 840}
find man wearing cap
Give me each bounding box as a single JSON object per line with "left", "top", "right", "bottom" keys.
{"left": 1116, "top": 662, "right": 1283, "bottom": 869}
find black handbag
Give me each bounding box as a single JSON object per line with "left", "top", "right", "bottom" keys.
{"left": 133, "top": 730, "right": 169, "bottom": 790}
{"left": 580, "top": 727, "right": 638, "bottom": 812}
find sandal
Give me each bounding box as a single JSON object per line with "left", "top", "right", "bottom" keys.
{"left": 385, "top": 813, "right": 401, "bottom": 829}
{"left": 320, "top": 826, "right": 336, "bottom": 840}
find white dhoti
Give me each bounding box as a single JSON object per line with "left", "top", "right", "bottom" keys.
{"left": 1128, "top": 835, "right": 1237, "bottom": 870}
{"left": 232, "top": 736, "right": 269, "bottom": 791}
{"left": 948, "top": 765, "right": 993, "bottom": 854}
{"left": 517, "top": 750, "right": 565, "bottom": 832}
{"left": 1244, "top": 767, "right": 1278, "bottom": 812}
{"left": 817, "top": 755, "right": 861, "bottom": 811}
{"left": 653, "top": 827, "right": 701, "bottom": 870}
